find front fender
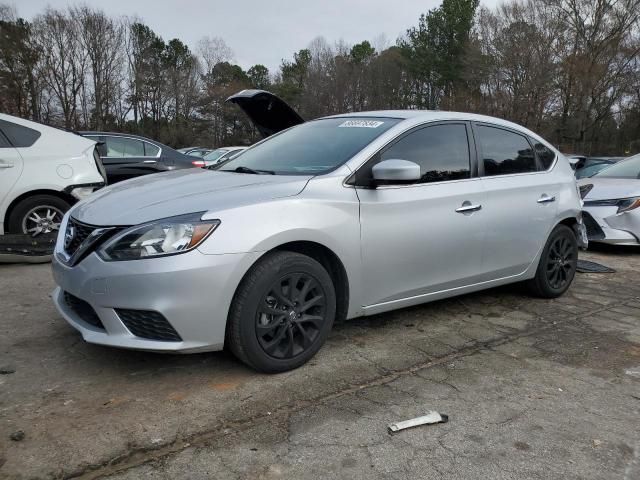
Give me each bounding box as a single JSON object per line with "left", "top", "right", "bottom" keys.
{"left": 198, "top": 188, "right": 364, "bottom": 317}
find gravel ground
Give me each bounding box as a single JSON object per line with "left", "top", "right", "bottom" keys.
{"left": 1, "top": 245, "right": 639, "bottom": 479}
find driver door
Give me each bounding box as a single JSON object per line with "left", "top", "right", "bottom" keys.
{"left": 356, "top": 122, "right": 486, "bottom": 309}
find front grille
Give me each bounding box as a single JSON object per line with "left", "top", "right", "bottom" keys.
{"left": 582, "top": 211, "right": 605, "bottom": 240}
{"left": 64, "top": 218, "right": 97, "bottom": 256}
{"left": 63, "top": 292, "right": 104, "bottom": 329}
{"left": 116, "top": 309, "right": 182, "bottom": 342}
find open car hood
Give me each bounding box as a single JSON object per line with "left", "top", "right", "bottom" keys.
{"left": 226, "top": 89, "right": 304, "bottom": 138}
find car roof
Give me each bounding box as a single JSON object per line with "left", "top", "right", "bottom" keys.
{"left": 320, "top": 110, "right": 555, "bottom": 145}
{"left": 322, "top": 110, "right": 530, "bottom": 127}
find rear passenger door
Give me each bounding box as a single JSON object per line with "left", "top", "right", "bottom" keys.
{"left": 473, "top": 123, "right": 559, "bottom": 279}
{"left": 95, "top": 136, "right": 161, "bottom": 183}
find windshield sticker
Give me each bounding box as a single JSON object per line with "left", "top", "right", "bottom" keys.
{"left": 338, "top": 120, "right": 384, "bottom": 128}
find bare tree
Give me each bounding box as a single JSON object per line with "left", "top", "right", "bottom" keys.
{"left": 73, "top": 6, "right": 126, "bottom": 130}
{"left": 196, "top": 35, "right": 233, "bottom": 73}
{"left": 33, "top": 8, "right": 87, "bottom": 129}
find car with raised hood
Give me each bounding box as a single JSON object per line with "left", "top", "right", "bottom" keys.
{"left": 79, "top": 131, "right": 196, "bottom": 183}
{"left": 51, "top": 89, "right": 586, "bottom": 373}
{"left": 0, "top": 113, "right": 106, "bottom": 237}
{"left": 578, "top": 153, "right": 640, "bottom": 245}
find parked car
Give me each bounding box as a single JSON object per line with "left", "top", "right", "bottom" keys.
{"left": 52, "top": 90, "right": 585, "bottom": 373}
{"left": 198, "top": 146, "right": 248, "bottom": 167}
{"left": 178, "top": 147, "right": 213, "bottom": 158}
{"left": 0, "top": 113, "right": 105, "bottom": 237}
{"left": 578, "top": 153, "right": 640, "bottom": 245}
{"left": 575, "top": 156, "right": 625, "bottom": 179}
{"left": 79, "top": 132, "right": 196, "bottom": 183}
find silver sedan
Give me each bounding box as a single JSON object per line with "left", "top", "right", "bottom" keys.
{"left": 51, "top": 105, "right": 584, "bottom": 372}
{"left": 579, "top": 153, "right": 640, "bottom": 245}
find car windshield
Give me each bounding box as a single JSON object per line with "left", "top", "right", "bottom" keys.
{"left": 576, "top": 163, "right": 611, "bottom": 179}
{"left": 593, "top": 154, "right": 640, "bottom": 179}
{"left": 219, "top": 117, "right": 401, "bottom": 175}
{"left": 203, "top": 148, "right": 230, "bottom": 161}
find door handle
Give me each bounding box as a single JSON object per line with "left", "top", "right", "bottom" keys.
{"left": 537, "top": 195, "right": 556, "bottom": 204}
{"left": 0, "top": 163, "right": 13, "bottom": 169}
{"left": 455, "top": 202, "right": 482, "bottom": 213}
{"left": 142, "top": 160, "right": 157, "bottom": 164}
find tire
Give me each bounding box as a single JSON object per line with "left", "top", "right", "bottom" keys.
{"left": 226, "top": 251, "right": 336, "bottom": 373}
{"left": 7, "top": 195, "right": 70, "bottom": 236}
{"left": 527, "top": 224, "right": 578, "bottom": 298}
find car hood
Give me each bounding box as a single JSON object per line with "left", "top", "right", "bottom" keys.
{"left": 226, "top": 89, "right": 304, "bottom": 138}
{"left": 72, "top": 168, "right": 311, "bottom": 226}
{"left": 578, "top": 177, "right": 640, "bottom": 201}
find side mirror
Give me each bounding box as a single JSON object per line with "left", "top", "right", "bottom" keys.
{"left": 372, "top": 159, "right": 421, "bottom": 183}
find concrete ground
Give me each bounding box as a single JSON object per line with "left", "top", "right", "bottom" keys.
{"left": 1, "top": 246, "right": 639, "bottom": 480}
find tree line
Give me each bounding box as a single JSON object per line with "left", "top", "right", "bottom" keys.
{"left": 1, "top": 0, "right": 639, "bottom": 156}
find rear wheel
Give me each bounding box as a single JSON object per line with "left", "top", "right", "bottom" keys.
{"left": 527, "top": 224, "right": 578, "bottom": 298}
{"left": 226, "top": 251, "right": 336, "bottom": 373}
{"left": 7, "top": 195, "right": 70, "bottom": 237}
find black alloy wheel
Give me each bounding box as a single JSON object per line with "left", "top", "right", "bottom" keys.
{"left": 226, "top": 251, "right": 336, "bottom": 373}
{"left": 256, "top": 273, "right": 327, "bottom": 359}
{"left": 545, "top": 235, "right": 576, "bottom": 289}
{"left": 527, "top": 224, "right": 578, "bottom": 298}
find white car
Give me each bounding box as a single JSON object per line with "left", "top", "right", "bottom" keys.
{"left": 579, "top": 153, "right": 640, "bottom": 245}
{"left": 199, "top": 146, "right": 248, "bottom": 167}
{"left": 0, "top": 114, "right": 106, "bottom": 236}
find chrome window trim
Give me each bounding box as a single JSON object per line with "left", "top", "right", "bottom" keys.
{"left": 96, "top": 134, "right": 162, "bottom": 159}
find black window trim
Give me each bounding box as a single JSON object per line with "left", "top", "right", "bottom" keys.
{"left": 471, "top": 121, "right": 552, "bottom": 178}
{"left": 528, "top": 135, "right": 558, "bottom": 172}
{"left": 0, "top": 119, "right": 42, "bottom": 148}
{"left": 0, "top": 128, "right": 12, "bottom": 148}
{"left": 346, "top": 120, "right": 479, "bottom": 189}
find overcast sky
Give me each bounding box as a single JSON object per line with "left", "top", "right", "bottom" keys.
{"left": 16, "top": 0, "right": 501, "bottom": 71}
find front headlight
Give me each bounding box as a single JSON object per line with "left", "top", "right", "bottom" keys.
{"left": 617, "top": 197, "right": 640, "bottom": 214}
{"left": 98, "top": 213, "right": 219, "bottom": 261}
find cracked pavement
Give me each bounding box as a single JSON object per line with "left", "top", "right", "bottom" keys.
{"left": 1, "top": 246, "right": 640, "bottom": 479}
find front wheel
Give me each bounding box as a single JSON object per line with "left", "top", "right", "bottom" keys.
{"left": 527, "top": 224, "right": 578, "bottom": 298}
{"left": 226, "top": 251, "right": 336, "bottom": 373}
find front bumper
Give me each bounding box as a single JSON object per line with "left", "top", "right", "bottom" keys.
{"left": 582, "top": 206, "right": 640, "bottom": 246}
{"left": 51, "top": 247, "right": 261, "bottom": 352}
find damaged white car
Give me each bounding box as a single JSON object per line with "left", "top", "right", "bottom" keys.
{"left": 0, "top": 113, "right": 106, "bottom": 237}
{"left": 579, "top": 153, "right": 640, "bottom": 245}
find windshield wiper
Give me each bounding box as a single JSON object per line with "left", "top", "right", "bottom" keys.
{"left": 221, "top": 166, "right": 275, "bottom": 175}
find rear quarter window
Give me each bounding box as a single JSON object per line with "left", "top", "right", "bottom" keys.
{"left": 532, "top": 141, "right": 556, "bottom": 170}
{"left": 0, "top": 119, "right": 41, "bottom": 147}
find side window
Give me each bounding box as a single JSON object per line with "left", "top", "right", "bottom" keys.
{"left": 144, "top": 142, "right": 160, "bottom": 157}
{"left": 0, "top": 120, "right": 41, "bottom": 147}
{"left": 476, "top": 125, "right": 536, "bottom": 176}
{"left": 104, "top": 137, "right": 145, "bottom": 157}
{"left": 380, "top": 124, "right": 471, "bottom": 183}
{"left": 533, "top": 141, "right": 556, "bottom": 170}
